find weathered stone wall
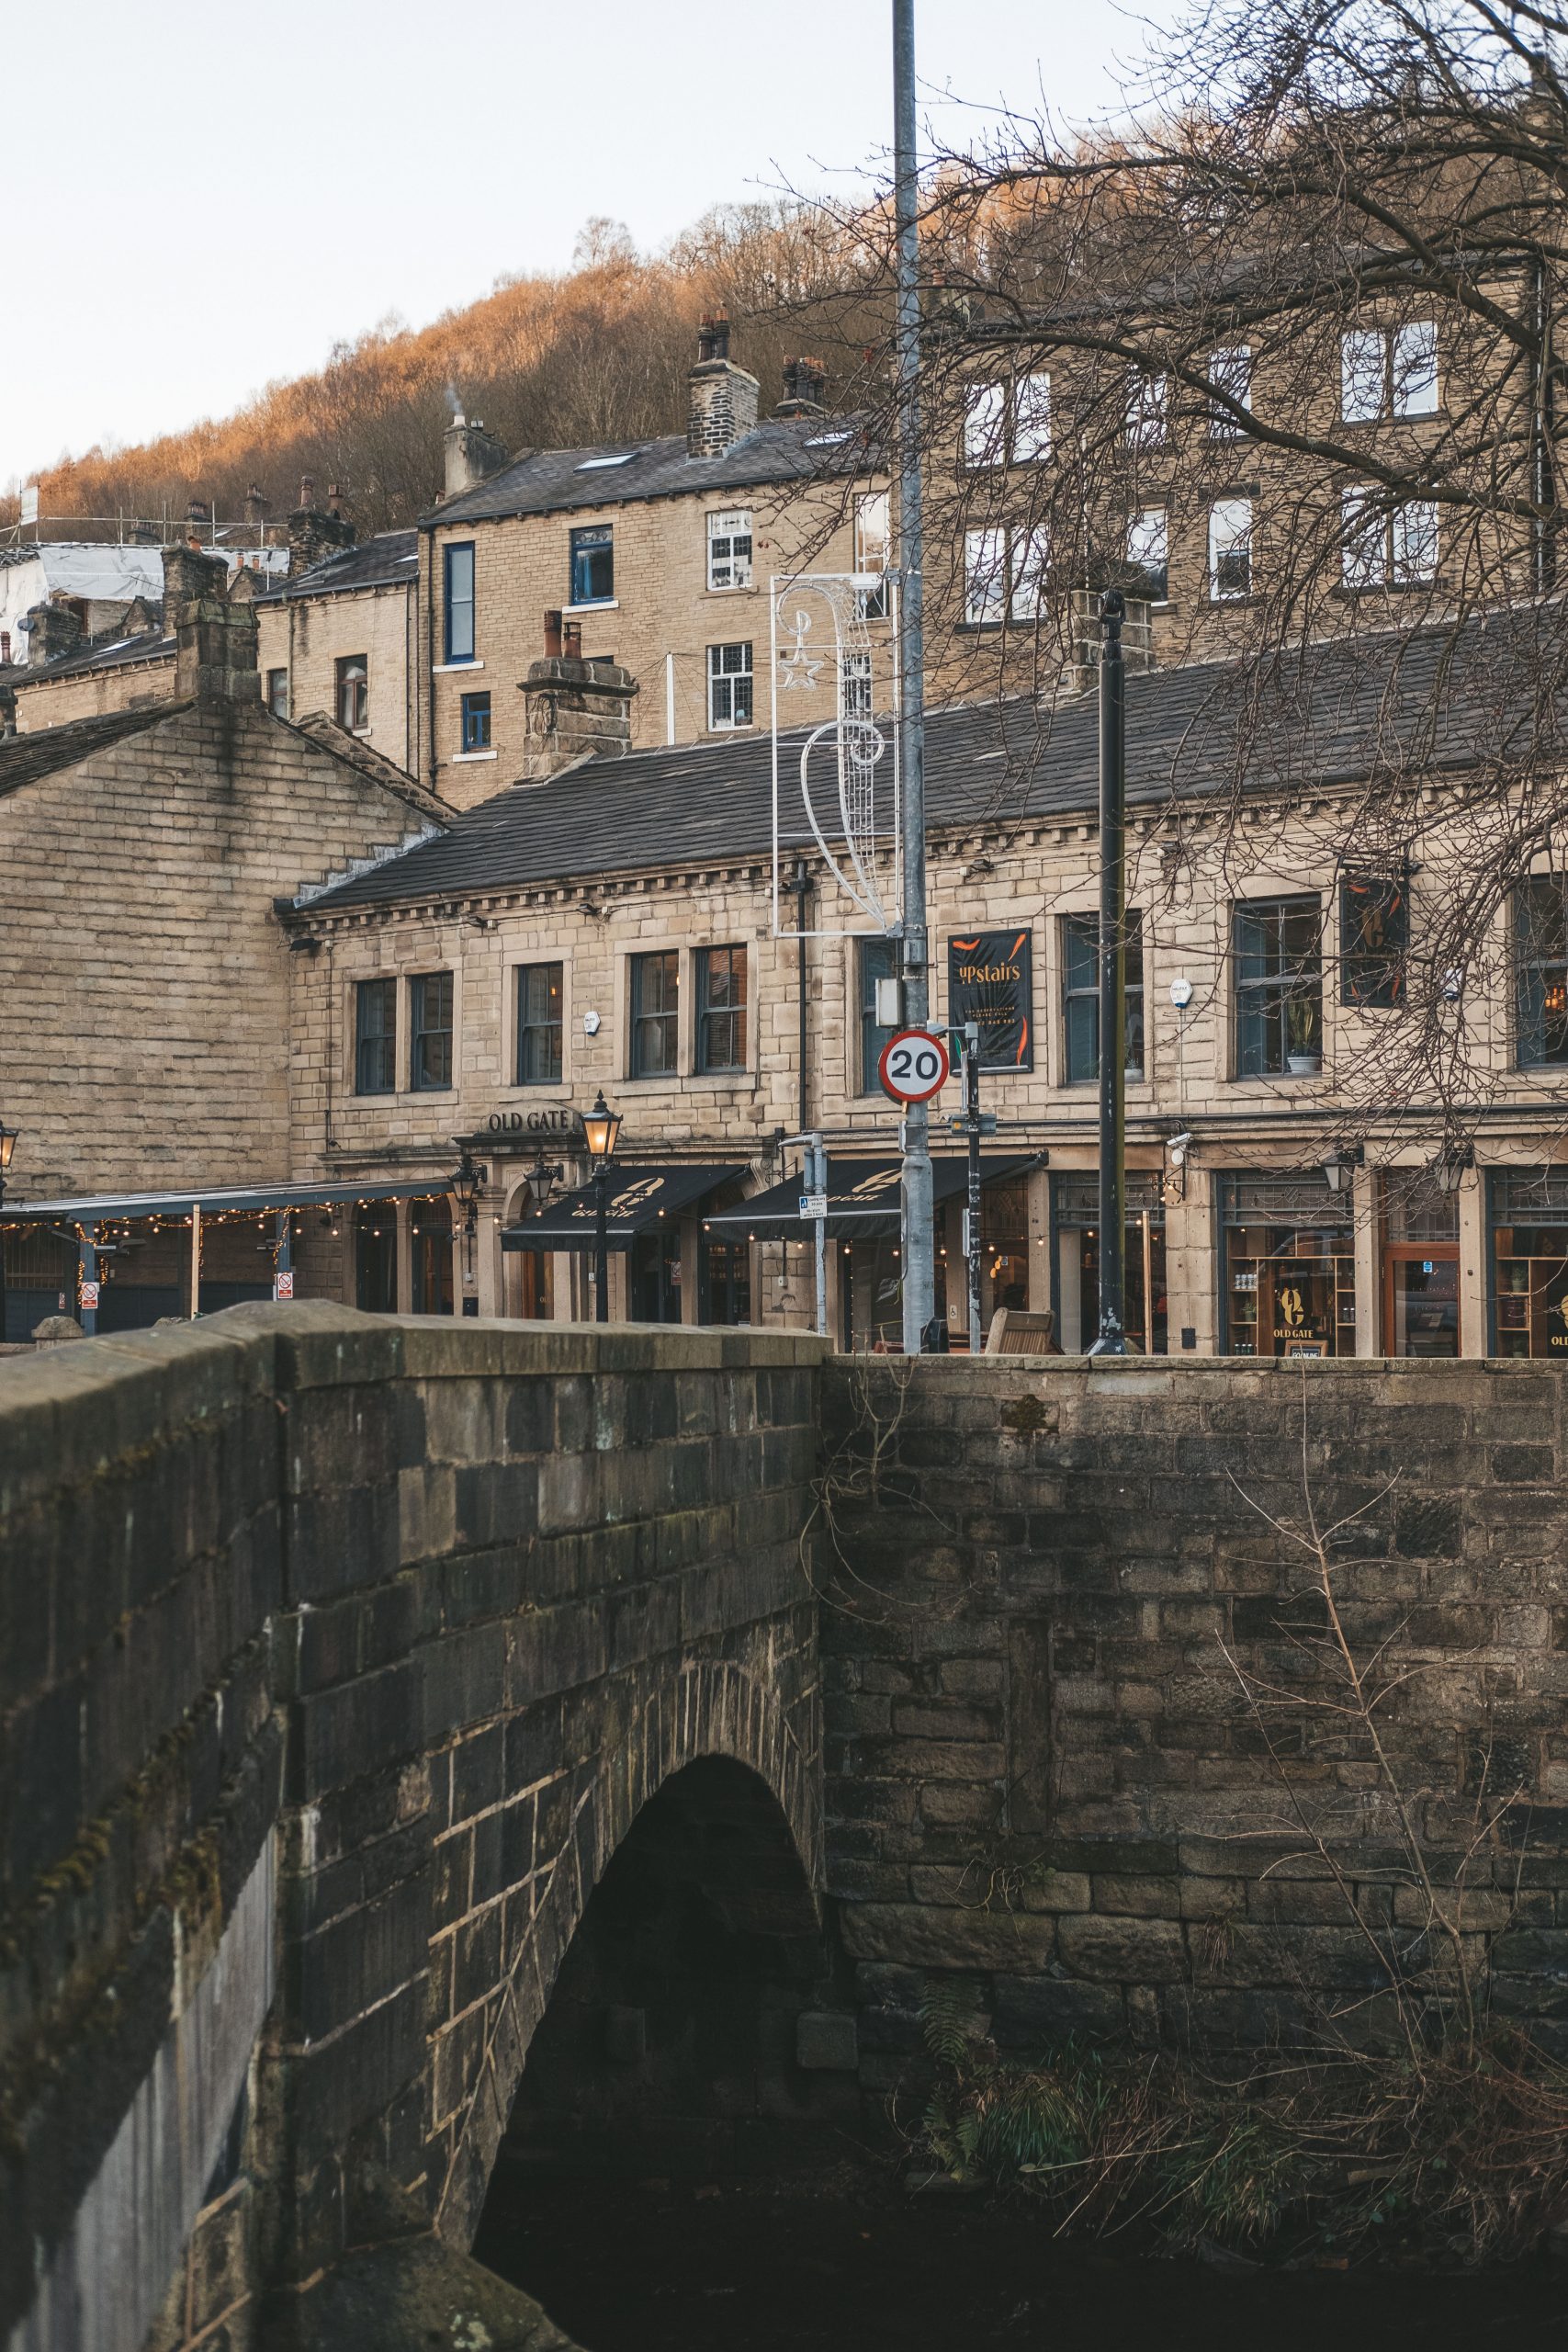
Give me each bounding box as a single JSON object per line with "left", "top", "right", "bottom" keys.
{"left": 12, "top": 649, "right": 176, "bottom": 730}
{"left": 256, "top": 583, "right": 415, "bottom": 775}
{"left": 819, "top": 1355, "right": 1568, "bottom": 2086}
{"left": 0, "top": 1306, "right": 826, "bottom": 2352}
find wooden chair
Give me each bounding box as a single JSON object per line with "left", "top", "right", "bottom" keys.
{"left": 985, "top": 1306, "right": 1061, "bottom": 1356}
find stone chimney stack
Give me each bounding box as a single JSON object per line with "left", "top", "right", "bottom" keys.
{"left": 185, "top": 497, "right": 210, "bottom": 543}
{"left": 687, "top": 315, "right": 759, "bottom": 458}
{"left": 443, "top": 414, "right": 509, "bottom": 501}
{"left": 24, "top": 595, "right": 85, "bottom": 668}
{"left": 518, "top": 617, "right": 638, "bottom": 784}
{"left": 775, "top": 356, "right": 829, "bottom": 420}
{"left": 169, "top": 548, "right": 259, "bottom": 704}
{"left": 243, "top": 483, "right": 269, "bottom": 529}
{"left": 287, "top": 476, "right": 356, "bottom": 577}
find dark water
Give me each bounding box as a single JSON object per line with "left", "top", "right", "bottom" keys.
{"left": 476, "top": 2173, "right": 1568, "bottom": 2352}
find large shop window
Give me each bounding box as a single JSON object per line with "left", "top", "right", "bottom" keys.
{"left": 1382, "top": 1170, "right": 1459, "bottom": 1357}
{"left": 630, "top": 951, "right": 679, "bottom": 1078}
{"left": 516, "top": 962, "right": 563, "bottom": 1086}
{"left": 859, "top": 937, "right": 898, "bottom": 1094}
{"left": 444, "top": 543, "right": 476, "bottom": 662}
{"left": 1221, "top": 1171, "right": 1354, "bottom": 1355}
{"left": 1515, "top": 876, "right": 1568, "bottom": 1067}
{"left": 355, "top": 977, "right": 397, "bottom": 1096}
{"left": 1053, "top": 1172, "right": 1168, "bottom": 1354}
{"left": 1492, "top": 1168, "right": 1568, "bottom": 1358}
{"left": 355, "top": 1203, "right": 398, "bottom": 1315}
{"left": 1234, "top": 897, "right": 1323, "bottom": 1076}
{"left": 410, "top": 971, "right": 454, "bottom": 1092}
{"left": 696, "top": 944, "right": 747, "bottom": 1072}
{"left": 1063, "top": 911, "right": 1144, "bottom": 1080}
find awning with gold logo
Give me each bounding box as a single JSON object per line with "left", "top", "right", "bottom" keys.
{"left": 702, "top": 1156, "right": 1035, "bottom": 1244}
{"left": 501, "top": 1164, "right": 745, "bottom": 1251}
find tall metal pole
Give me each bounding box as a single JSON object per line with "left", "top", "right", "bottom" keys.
{"left": 964, "top": 1026, "right": 982, "bottom": 1354}
{"left": 593, "top": 1161, "right": 610, "bottom": 1324}
{"left": 894, "top": 0, "right": 935, "bottom": 1354}
{"left": 1089, "top": 589, "right": 1128, "bottom": 1356}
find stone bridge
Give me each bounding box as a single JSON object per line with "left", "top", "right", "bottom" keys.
{"left": 0, "top": 1307, "right": 828, "bottom": 2352}
{"left": 7, "top": 1316, "right": 1568, "bottom": 2352}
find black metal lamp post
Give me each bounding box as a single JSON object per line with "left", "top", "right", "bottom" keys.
{"left": 581, "top": 1090, "right": 622, "bottom": 1325}
{"left": 1089, "top": 590, "right": 1128, "bottom": 1356}
{"left": 0, "top": 1122, "right": 16, "bottom": 1343}
{"left": 449, "top": 1144, "right": 482, "bottom": 1309}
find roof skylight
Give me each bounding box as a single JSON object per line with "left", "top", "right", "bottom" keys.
{"left": 576, "top": 453, "right": 637, "bottom": 470}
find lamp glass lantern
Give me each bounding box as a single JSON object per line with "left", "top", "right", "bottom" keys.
{"left": 449, "top": 1149, "right": 482, "bottom": 1232}
{"left": 0, "top": 1124, "right": 17, "bottom": 1174}
{"left": 582, "top": 1091, "right": 622, "bottom": 1167}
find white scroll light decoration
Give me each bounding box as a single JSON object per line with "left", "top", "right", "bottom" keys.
{"left": 771, "top": 573, "right": 900, "bottom": 938}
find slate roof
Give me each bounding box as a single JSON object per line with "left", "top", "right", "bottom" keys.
{"left": 425, "top": 418, "right": 875, "bottom": 528}
{"left": 0, "top": 702, "right": 186, "bottom": 798}
{"left": 304, "top": 607, "right": 1565, "bottom": 915}
{"left": 17, "top": 630, "right": 175, "bottom": 684}
{"left": 256, "top": 529, "right": 420, "bottom": 605}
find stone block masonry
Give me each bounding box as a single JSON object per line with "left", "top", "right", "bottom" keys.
{"left": 818, "top": 1356, "right": 1568, "bottom": 2089}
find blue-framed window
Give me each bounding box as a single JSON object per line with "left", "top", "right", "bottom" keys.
{"left": 460, "top": 691, "right": 491, "bottom": 752}
{"left": 355, "top": 978, "right": 396, "bottom": 1096}
{"left": 410, "top": 971, "right": 454, "bottom": 1091}
{"left": 570, "top": 525, "right": 614, "bottom": 605}
{"left": 444, "top": 542, "right": 476, "bottom": 662}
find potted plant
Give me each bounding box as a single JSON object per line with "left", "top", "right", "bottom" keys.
{"left": 1285, "top": 993, "right": 1322, "bottom": 1076}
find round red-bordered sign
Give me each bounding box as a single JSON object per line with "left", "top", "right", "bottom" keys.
{"left": 878, "top": 1027, "right": 951, "bottom": 1103}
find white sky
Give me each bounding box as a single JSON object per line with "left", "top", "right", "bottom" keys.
{"left": 3, "top": 0, "right": 1171, "bottom": 490}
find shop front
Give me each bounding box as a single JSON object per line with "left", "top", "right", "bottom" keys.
{"left": 501, "top": 1164, "right": 744, "bottom": 1326}
{"left": 1052, "top": 1172, "right": 1168, "bottom": 1353}
{"left": 1380, "top": 1169, "right": 1460, "bottom": 1356}
{"left": 1218, "top": 1170, "right": 1356, "bottom": 1357}
{"left": 1489, "top": 1167, "right": 1568, "bottom": 1358}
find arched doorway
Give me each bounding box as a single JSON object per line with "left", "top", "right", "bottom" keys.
{"left": 472, "top": 1758, "right": 845, "bottom": 2273}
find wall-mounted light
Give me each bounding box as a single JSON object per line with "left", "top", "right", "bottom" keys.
{"left": 1434, "top": 1144, "right": 1474, "bottom": 1194}
{"left": 1322, "top": 1143, "right": 1364, "bottom": 1194}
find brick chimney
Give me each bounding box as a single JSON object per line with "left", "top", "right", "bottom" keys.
{"left": 518, "top": 619, "right": 637, "bottom": 783}
{"left": 287, "top": 476, "right": 356, "bottom": 576}
{"left": 24, "top": 595, "right": 85, "bottom": 668}
{"left": 687, "top": 316, "right": 759, "bottom": 458}
{"left": 443, "top": 413, "right": 508, "bottom": 500}
{"left": 243, "top": 483, "right": 269, "bottom": 528}
{"left": 775, "top": 356, "right": 829, "bottom": 420}
{"left": 171, "top": 555, "right": 259, "bottom": 704}
{"left": 185, "top": 497, "right": 210, "bottom": 542}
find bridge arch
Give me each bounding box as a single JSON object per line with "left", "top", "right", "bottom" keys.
{"left": 433, "top": 1657, "right": 823, "bottom": 2245}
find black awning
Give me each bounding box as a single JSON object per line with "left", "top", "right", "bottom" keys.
{"left": 702, "top": 1155, "right": 1037, "bottom": 1244}
{"left": 0, "top": 1177, "right": 448, "bottom": 1225}
{"left": 502, "top": 1164, "right": 745, "bottom": 1252}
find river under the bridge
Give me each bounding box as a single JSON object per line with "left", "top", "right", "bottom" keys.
{"left": 475, "top": 2169, "right": 1567, "bottom": 2350}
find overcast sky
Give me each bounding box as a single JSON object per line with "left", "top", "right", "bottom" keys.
{"left": 4, "top": 0, "right": 1171, "bottom": 491}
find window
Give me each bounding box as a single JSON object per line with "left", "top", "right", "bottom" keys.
{"left": 444, "top": 542, "right": 475, "bottom": 662}
{"left": 696, "top": 945, "right": 747, "bottom": 1072}
{"left": 355, "top": 977, "right": 397, "bottom": 1096}
{"left": 1340, "top": 873, "right": 1409, "bottom": 1006}
{"left": 570, "top": 525, "right": 614, "bottom": 605}
{"left": 706, "top": 509, "right": 753, "bottom": 592}
{"left": 707, "top": 641, "right": 753, "bottom": 729}
{"left": 1341, "top": 486, "right": 1438, "bottom": 587}
{"left": 409, "top": 970, "right": 454, "bottom": 1091}
{"left": 460, "top": 690, "right": 491, "bottom": 752}
{"left": 854, "top": 490, "right": 891, "bottom": 618}
{"left": 963, "top": 376, "right": 1049, "bottom": 465}
{"left": 964, "top": 380, "right": 1006, "bottom": 467}
{"left": 859, "top": 937, "right": 898, "bottom": 1093}
{"left": 964, "top": 527, "right": 1008, "bottom": 624}
{"left": 265, "top": 667, "right": 288, "bottom": 718}
{"left": 516, "top": 961, "right": 563, "bottom": 1085}
{"left": 1012, "top": 372, "right": 1051, "bottom": 462}
{"left": 1062, "top": 911, "right": 1145, "bottom": 1081}
{"left": 1208, "top": 498, "right": 1253, "bottom": 599}
{"left": 1234, "top": 898, "right": 1323, "bottom": 1076}
{"left": 1010, "top": 527, "right": 1049, "bottom": 621}
{"left": 1341, "top": 321, "right": 1438, "bottom": 422}
{"left": 1126, "top": 369, "right": 1168, "bottom": 451}
{"left": 630, "top": 950, "right": 679, "bottom": 1077}
{"left": 1126, "top": 507, "right": 1168, "bottom": 600}
{"left": 1208, "top": 345, "right": 1251, "bottom": 437}
{"left": 1516, "top": 876, "right": 1568, "bottom": 1067}
{"left": 335, "top": 654, "right": 368, "bottom": 731}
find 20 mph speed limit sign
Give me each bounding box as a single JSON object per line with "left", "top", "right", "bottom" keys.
{"left": 878, "top": 1028, "right": 951, "bottom": 1103}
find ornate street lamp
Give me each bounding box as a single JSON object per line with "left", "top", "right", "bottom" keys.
{"left": 0, "top": 1122, "right": 16, "bottom": 1342}
{"left": 1434, "top": 1144, "right": 1474, "bottom": 1194}
{"left": 582, "top": 1090, "right": 622, "bottom": 1326}
{"left": 525, "top": 1154, "right": 561, "bottom": 1210}
{"left": 1321, "top": 1143, "right": 1363, "bottom": 1194}
{"left": 449, "top": 1146, "right": 482, "bottom": 1237}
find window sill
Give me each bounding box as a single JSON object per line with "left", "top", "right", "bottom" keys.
{"left": 351, "top": 727, "right": 373, "bottom": 739}
{"left": 706, "top": 582, "right": 757, "bottom": 595}
{"left": 705, "top": 724, "right": 757, "bottom": 738}
{"left": 434, "top": 660, "right": 482, "bottom": 673}
{"left": 452, "top": 750, "right": 497, "bottom": 763}
{"left": 1330, "top": 582, "right": 1438, "bottom": 598}
{"left": 564, "top": 600, "right": 619, "bottom": 615}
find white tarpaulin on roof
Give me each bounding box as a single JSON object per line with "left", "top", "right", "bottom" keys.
{"left": 0, "top": 541, "right": 284, "bottom": 661}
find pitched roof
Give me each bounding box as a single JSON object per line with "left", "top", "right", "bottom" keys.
{"left": 302, "top": 607, "right": 1562, "bottom": 915}
{"left": 17, "top": 629, "right": 175, "bottom": 684}
{"left": 424, "top": 418, "right": 876, "bottom": 528}
{"left": 257, "top": 529, "right": 420, "bottom": 605}
{"left": 0, "top": 701, "right": 187, "bottom": 798}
